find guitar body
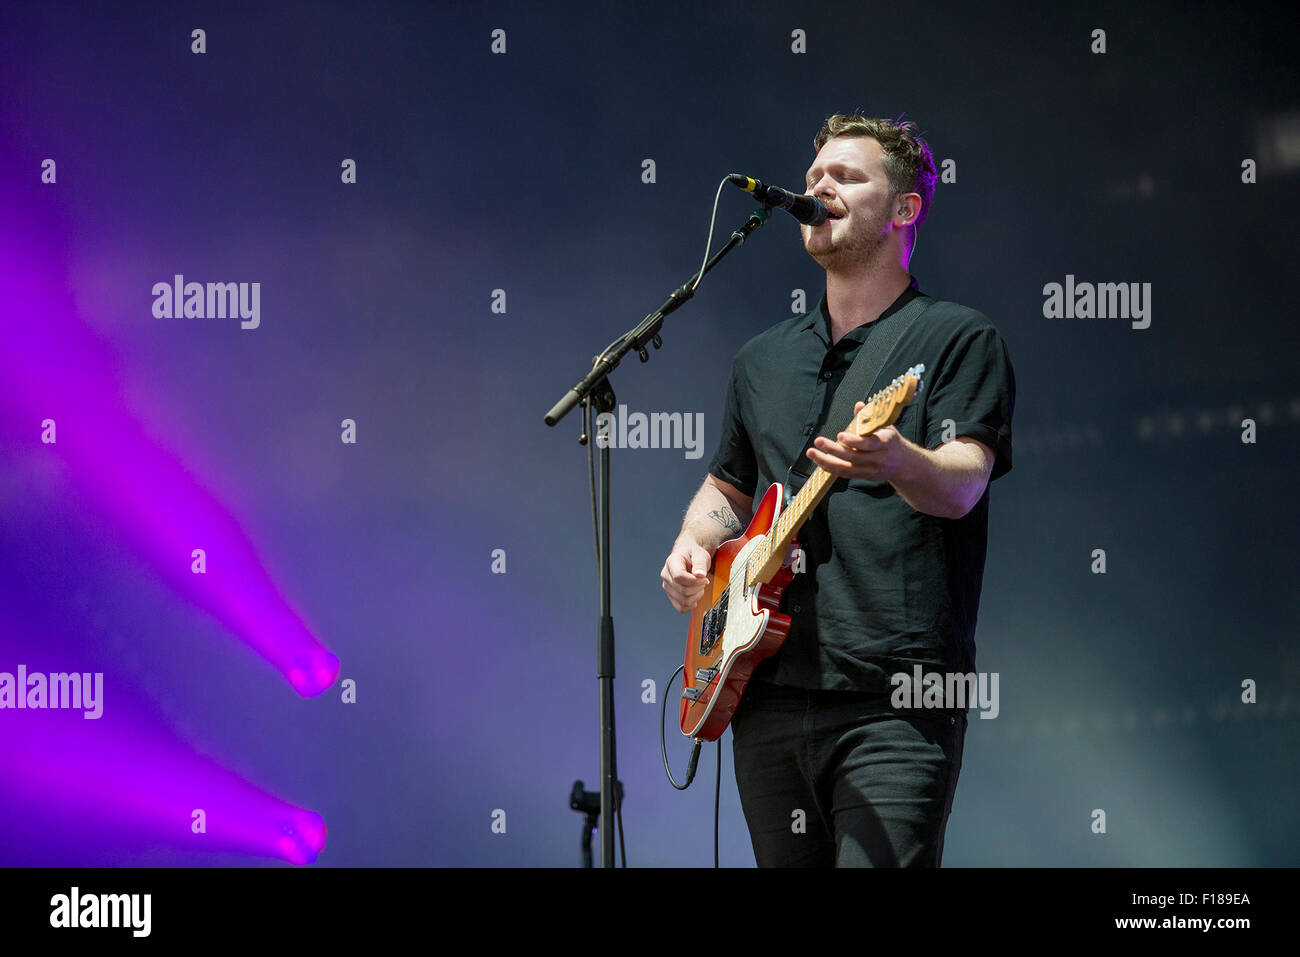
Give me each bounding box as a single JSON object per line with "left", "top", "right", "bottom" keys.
{"left": 679, "top": 482, "right": 796, "bottom": 741}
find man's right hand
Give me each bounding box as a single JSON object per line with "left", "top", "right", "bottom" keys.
{"left": 660, "top": 537, "right": 714, "bottom": 613}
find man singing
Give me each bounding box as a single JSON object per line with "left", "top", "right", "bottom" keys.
{"left": 660, "top": 114, "right": 1015, "bottom": 866}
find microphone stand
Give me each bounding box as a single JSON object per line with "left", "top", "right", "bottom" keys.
{"left": 544, "top": 205, "right": 772, "bottom": 867}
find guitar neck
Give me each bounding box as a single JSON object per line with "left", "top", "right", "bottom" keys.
{"left": 745, "top": 365, "right": 924, "bottom": 590}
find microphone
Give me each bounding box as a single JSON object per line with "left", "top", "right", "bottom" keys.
{"left": 727, "top": 173, "right": 829, "bottom": 225}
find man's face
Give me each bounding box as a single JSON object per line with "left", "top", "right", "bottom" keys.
{"left": 800, "top": 136, "right": 898, "bottom": 271}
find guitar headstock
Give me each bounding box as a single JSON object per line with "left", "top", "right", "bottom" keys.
{"left": 851, "top": 364, "right": 925, "bottom": 436}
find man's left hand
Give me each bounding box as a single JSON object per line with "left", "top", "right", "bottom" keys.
{"left": 805, "top": 401, "right": 916, "bottom": 483}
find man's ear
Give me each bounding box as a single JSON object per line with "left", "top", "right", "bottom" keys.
{"left": 895, "top": 193, "right": 921, "bottom": 225}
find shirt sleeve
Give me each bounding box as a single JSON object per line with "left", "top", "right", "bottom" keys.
{"left": 707, "top": 356, "right": 759, "bottom": 498}
{"left": 922, "top": 323, "right": 1015, "bottom": 481}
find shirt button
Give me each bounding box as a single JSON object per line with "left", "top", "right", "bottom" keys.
{"left": 792, "top": 603, "right": 802, "bottom": 613}
{"left": 821, "top": 371, "right": 833, "bottom": 380}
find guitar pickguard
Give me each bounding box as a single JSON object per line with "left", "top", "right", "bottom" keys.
{"left": 715, "top": 534, "right": 770, "bottom": 661}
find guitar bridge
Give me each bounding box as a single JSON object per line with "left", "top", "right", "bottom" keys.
{"left": 694, "top": 667, "right": 718, "bottom": 684}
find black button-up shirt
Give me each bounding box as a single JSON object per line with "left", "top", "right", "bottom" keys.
{"left": 707, "top": 278, "right": 1015, "bottom": 692}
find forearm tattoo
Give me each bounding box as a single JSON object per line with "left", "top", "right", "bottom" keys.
{"left": 707, "top": 508, "right": 742, "bottom": 534}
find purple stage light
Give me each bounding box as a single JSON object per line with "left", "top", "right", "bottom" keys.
{"left": 0, "top": 220, "right": 339, "bottom": 697}
{"left": 0, "top": 699, "right": 328, "bottom": 866}
{"left": 288, "top": 652, "right": 343, "bottom": 698}
{"left": 278, "top": 810, "right": 329, "bottom": 866}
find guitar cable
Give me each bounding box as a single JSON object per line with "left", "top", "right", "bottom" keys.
{"left": 660, "top": 662, "right": 723, "bottom": 868}
{"left": 661, "top": 664, "right": 703, "bottom": 790}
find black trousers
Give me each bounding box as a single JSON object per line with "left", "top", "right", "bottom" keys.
{"left": 730, "top": 679, "right": 968, "bottom": 867}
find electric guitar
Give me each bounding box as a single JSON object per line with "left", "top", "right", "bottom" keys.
{"left": 678, "top": 364, "right": 925, "bottom": 741}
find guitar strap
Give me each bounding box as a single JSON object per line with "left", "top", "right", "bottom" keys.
{"left": 787, "top": 292, "right": 935, "bottom": 489}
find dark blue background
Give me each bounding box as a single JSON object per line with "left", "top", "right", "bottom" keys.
{"left": 0, "top": 0, "right": 1296, "bottom": 865}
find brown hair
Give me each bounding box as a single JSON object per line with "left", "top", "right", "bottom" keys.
{"left": 812, "top": 114, "right": 937, "bottom": 245}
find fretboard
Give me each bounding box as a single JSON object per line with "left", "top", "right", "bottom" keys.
{"left": 744, "top": 452, "right": 840, "bottom": 589}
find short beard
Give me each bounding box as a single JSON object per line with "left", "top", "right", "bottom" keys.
{"left": 804, "top": 202, "right": 892, "bottom": 273}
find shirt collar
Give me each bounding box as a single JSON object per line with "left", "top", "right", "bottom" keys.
{"left": 804, "top": 275, "right": 922, "bottom": 345}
